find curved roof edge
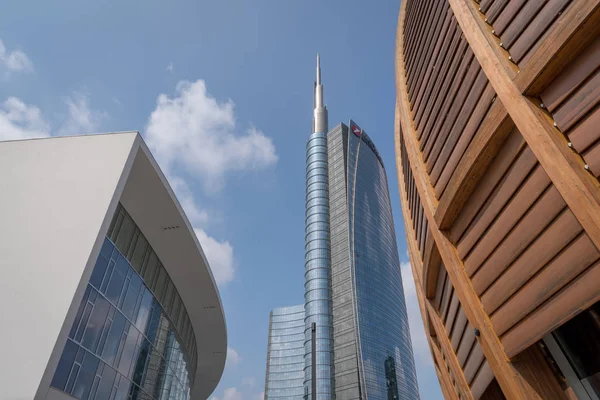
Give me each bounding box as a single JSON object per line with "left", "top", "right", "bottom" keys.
{"left": 118, "top": 133, "right": 227, "bottom": 399}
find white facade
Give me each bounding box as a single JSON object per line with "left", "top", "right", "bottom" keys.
{"left": 0, "top": 133, "right": 227, "bottom": 400}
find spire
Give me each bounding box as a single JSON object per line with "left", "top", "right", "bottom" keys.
{"left": 316, "top": 53, "right": 321, "bottom": 85}
{"left": 312, "top": 53, "right": 328, "bottom": 133}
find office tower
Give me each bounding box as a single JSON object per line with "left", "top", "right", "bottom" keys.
{"left": 302, "top": 56, "right": 420, "bottom": 400}
{"left": 304, "top": 54, "right": 335, "bottom": 399}
{"left": 264, "top": 305, "right": 305, "bottom": 399}
{"left": 0, "top": 133, "right": 226, "bottom": 400}
{"left": 395, "top": 0, "right": 600, "bottom": 399}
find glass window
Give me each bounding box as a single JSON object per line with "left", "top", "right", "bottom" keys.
{"left": 104, "top": 255, "right": 128, "bottom": 304}
{"left": 52, "top": 204, "right": 196, "bottom": 400}
{"left": 135, "top": 288, "right": 153, "bottom": 333}
{"left": 69, "top": 287, "right": 91, "bottom": 339}
{"left": 115, "top": 214, "right": 135, "bottom": 255}
{"left": 109, "top": 211, "right": 124, "bottom": 243}
{"left": 71, "top": 351, "right": 100, "bottom": 400}
{"left": 154, "top": 267, "right": 167, "bottom": 302}
{"left": 113, "top": 375, "right": 131, "bottom": 400}
{"left": 163, "top": 277, "right": 174, "bottom": 313}
{"left": 121, "top": 272, "right": 142, "bottom": 320}
{"left": 82, "top": 294, "right": 111, "bottom": 352}
{"left": 90, "top": 240, "right": 113, "bottom": 288}
{"left": 102, "top": 312, "right": 127, "bottom": 366}
{"left": 94, "top": 363, "right": 116, "bottom": 400}
{"left": 51, "top": 339, "right": 79, "bottom": 390}
{"left": 142, "top": 252, "right": 158, "bottom": 289}
{"left": 117, "top": 324, "right": 140, "bottom": 378}
{"left": 130, "top": 235, "right": 148, "bottom": 273}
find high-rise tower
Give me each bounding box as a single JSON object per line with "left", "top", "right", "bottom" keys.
{"left": 304, "top": 54, "right": 334, "bottom": 399}
{"left": 266, "top": 55, "right": 419, "bottom": 400}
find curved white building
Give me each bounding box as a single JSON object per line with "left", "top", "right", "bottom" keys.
{"left": 0, "top": 132, "right": 227, "bottom": 400}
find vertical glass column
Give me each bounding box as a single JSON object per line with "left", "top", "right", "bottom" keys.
{"left": 304, "top": 132, "right": 334, "bottom": 399}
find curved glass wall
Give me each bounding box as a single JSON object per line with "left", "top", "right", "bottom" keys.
{"left": 347, "top": 129, "right": 420, "bottom": 400}
{"left": 50, "top": 204, "right": 196, "bottom": 400}
{"left": 265, "top": 305, "right": 305, "bottom": 399}
{"left": 304, "top": 132, "right": 334, "bottom": 399}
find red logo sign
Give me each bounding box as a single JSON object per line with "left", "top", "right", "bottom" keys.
{"left": 352, "top": 125, "right": 361, "bottom": 137}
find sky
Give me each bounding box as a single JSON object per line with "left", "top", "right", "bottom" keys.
{"left": 1, "top": 1, "right": 442, "bottom": 399}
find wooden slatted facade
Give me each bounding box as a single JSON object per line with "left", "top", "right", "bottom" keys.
{"left": 395, "top": 0, "right": 600, "bottom": 398}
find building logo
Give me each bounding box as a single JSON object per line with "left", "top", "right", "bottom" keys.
{"left": 351, "top": 124, "right": 362, "bottom": 137}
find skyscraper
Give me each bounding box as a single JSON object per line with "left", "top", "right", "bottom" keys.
{"left": 301, "top": 56, "right": 420, "bottom": 400}
{"left": 264, "top": 305, "right": 305, "bottom": 399}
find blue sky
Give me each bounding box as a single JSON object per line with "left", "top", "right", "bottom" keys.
{"left": 1, "top": 1, "right": 442, "bottom": 399}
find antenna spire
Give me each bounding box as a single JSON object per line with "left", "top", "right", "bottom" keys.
{"left": 312, "top": 53, "right": 328, "bottom": 133}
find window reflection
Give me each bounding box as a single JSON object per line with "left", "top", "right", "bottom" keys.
{"left": 51, "top": 229, "right": 193, "bottom": 400}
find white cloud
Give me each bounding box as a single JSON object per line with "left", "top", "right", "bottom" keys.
{"left": 242, "top": 377, "right": 255, "bottom": 388}
{"left": 195, "top": 228, "right": 235, "bottom": 285}
{"left": 145, "top": 79, "right": 278, "bottom": 192}
{"left": 0, "top": 97, "right": 49, "bottom": 140}
{"left": 210, "top": 387, "right": 242, "bottom": 400}
{"left": 58, "top": 91, "right": 107, "bottom": 136}
{"left": 226, "top": 347, "right": 241, "bottom": 367}
{"left": 167, "top": 62, "right": 174, "bottom": 73}
{"left": 255, "top": 392, "right": 265, "bottom": 400}
{"left": 0, "top": 39, "right": 33, "bottom": 73}
{"left": 169, "top": 176, "right": 209, "bottom": 226}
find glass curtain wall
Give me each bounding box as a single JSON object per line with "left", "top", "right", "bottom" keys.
{"left": 265, "top": 305, "right": 305, "bottom": 399}
{"left": 50, "top": 204, "right": 196, "bottom": 400}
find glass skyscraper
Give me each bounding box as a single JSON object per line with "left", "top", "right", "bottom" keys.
{"left": 264, "top": 305, "right": 306, "bottom": 399}
{"left": 265, "top": 56, "right": 419, "bottom": 400}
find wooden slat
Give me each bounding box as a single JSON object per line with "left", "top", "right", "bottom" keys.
{"left": 426, "top": 57, "right": 483, "bottom": 170}
{"left": 463, "top": 164, "right": 554, "bottom": 272}
{"left": 451, "top": 307, "right": 468, "bottom": 351}
{"left": 487, "top": 0, "right": 510, "bottom": 25}
{"left": 435, "top": 107, "right": 513, "bottom": 230}
{"left": 445, "top": 292, "right": 461, "bottom": 334}
{"left": 430, "top": 69, "right": 489, "bottom": 184}
{"left": 515, "top": 0, "right": 600, "bottom": 95}
{"left": 423, "top": 50, "right": 477, "bottom": 161}
{"left": 416, "top": 25, "right": 464, "bottom": 137}
{"left": 450, "top": 0, "right": 600, "bottom": 255}
{"left": 407, "top": 0, "right": 448, "bottom": 101}
{"left": 421, "top": 42, "right": 471, "bottom": 149}
{"left": 540, "top": 35, "right": 600, "bottom": 113}
{"left": 423, "top": 230, "right": 442, "bottom": 298}
{"left": 500, "top": 0, "right": 546, "bottom": 50}
{"left": 454, "top": 144, "right": 537, "bottom": 256}
{"left": 471, "top": 361, "right": 494, "bottom": 399}
{"left": 584, "top": 138, "right": 600, "bottom": 177}
{"left": 510, "top": 0, "right": 573, "bottom": 65}
{"left": 398, "top": 2, "right": 572, "bottom": 398}
{"left": 481, "top": 208, "right": 582, "bottom": 315}
{"left": 427, "top": 300, "right": 475, "bottom": 400}
{"left": 434, "top": 357, "right": 461, "bottom": 400}
{"left": 414, "top": 10, "right": 455, "bottom": 120}
{"left": 491, "top": 232, "right": 598, "bottom": 336}
{"left": 434, "top": 266, "right": 448, "bottom": 310}
{"left": 457, "top": 325, "right": 477, "bottom": 367}
{"left": 470, "top": 184, "right": 566, "bottom": 293}
{"left": 493, "top": 0, "right": 527, "bottom": 37}
{"left": 463, "top": 343, "right": 485, "bottom": 385}
{"left": 501, "top": 260, "right": 600, "bottom": 357}
{"left": 440, "top": 278, "right": 454, "bottom": 319}
{"left": 552, "top": 69, "right": 600, "bottom": 132}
